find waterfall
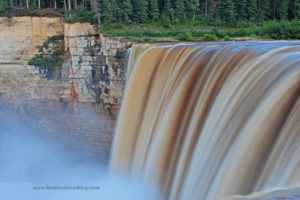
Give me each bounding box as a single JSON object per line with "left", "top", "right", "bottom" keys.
{"left": 110, "top": 42, "right": 300, "bottom": 200}
{"left": 126, "top": 44, "right": 163, "bottom": 80}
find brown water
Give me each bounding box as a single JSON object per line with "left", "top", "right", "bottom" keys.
{"left": 110, "top": 42, "right": 300, "bottom": 200}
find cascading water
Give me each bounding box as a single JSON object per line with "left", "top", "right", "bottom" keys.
{"left": 110, "top": 42, "right": 300, "bottom": 200}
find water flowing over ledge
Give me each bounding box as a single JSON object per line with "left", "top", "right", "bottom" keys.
{"left": 110, "top": 41, "right": 300, "bottom": 200}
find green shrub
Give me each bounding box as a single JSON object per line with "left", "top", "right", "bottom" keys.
{"left": 258, "top": 20, "right": 300, "bottom": 39}
{"left": 28, "top": 54, "right": 63, "bottom": 67}
{"left": 178, "top": 31, "right": 194, "bottom": 41}
{"left": 101, "top": 20, "right": 300, "bottom": 42}
{"left": 235, "top": 20, "right": 251, "bottom": 28}
{"left": 231, "top": 28, "right": 250, "bottom": 37}
{"left": 53, "top": 49, "right": 64, "bottom": 56}
{"left": 216, "top": 31, "right": 227, "bottom": 39}
{"left": 224, "top": 35, "right": 230, "bottom": 41}
{"left": 29, "top": 35, "right": 64, "bottom": 67}
{"left": 43, "top": 35, "right": 64, "bottom": 48}
{"left": 185, "top": 31, "right": 193, "bottom": 40}
{"left": 204, "top": 33, "right": 218, "bottom": 41}
{"left": 211, "top": 27, "right": 218, "bottom": 35}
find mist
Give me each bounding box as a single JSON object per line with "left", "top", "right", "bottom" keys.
{"left": 0, "top": 106, "right": 161, "bottom": 200}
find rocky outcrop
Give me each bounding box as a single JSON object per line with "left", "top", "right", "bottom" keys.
{"left": 0, "top": 17, "right": 131, "bottom": 109}
{"left": 64, "top": 23, "right": 132, "bottom": 109}
{"left": 0, "top": 16, "right": 132, "bottom": 163}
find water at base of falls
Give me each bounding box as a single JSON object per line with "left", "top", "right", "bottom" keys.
{"left": 110, "top": 41, "right": 300, "bottom": 200}
{"left": 0, "top": 106, "right": 161, "bottom": 200}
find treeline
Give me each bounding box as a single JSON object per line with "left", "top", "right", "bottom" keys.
{"left": 0, "top": 0, "right": 92, "bottom": 11}
{"left": 102, "top": 0, "right": 300, "bottom": 26}
{"left": 0, "top": 0, "right": 300, "bottom": 26}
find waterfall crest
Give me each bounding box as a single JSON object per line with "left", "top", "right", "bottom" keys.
{"left": 110, "top": 42, "right": 300, "bottom": 200}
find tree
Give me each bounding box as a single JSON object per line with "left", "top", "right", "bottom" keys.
{"left": 119, "top": 0, "right": 132, "bottom": 24}
{"left": 175, "top": 0, "right": 186, "bottom": 22}
{"left": 187, "top": 0, "right": 200, "bottom": 19}
{"left": 277, "top": 0, "right": 289, "bottom": 20}
{"left": 101, "top": 0, "right": 119, "bottom": 23}
{"left": 148, "top": 0, "right": 159, "bottom": 21}
{"left": 0, "top": 0, "right": 299, "bottom": 28}
{"left": 162, "top": 0, "right": 172, "bottom": 22}
{"left": 90, "top": 0, "right": 100, "bottom": 24}
{"left": 217, "top": 0, "right": 235, "bottom": 25}
{"left": 296, "top": 0, "right": 300, "bottom": 19}
{"left": 247, "top": 0, "right": 258, "bottom": 22}
{"left": 234, "top": 0, "right": 247, "bottom": 20}
{"left": 131, "top": 0, "right": 149, "bottom": 23}
{"left": 204, "top": 0, "right": 209, "bottom": 16}
{"left": 258, "top": 0, "right": 272, "bottom": 22}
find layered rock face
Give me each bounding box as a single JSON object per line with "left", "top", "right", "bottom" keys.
{"left": 0, "top": 16, "right": 132, "bottom": 163}
{"left": 0, "top": 17, "right": 64, "bottom": 63}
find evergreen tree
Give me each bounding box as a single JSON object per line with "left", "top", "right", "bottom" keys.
{"left": 217, "top": 0, "right": 235, "bottom": 25}
{"left": 131, "top": 0, "right": 149, "bottom": 23}
{"left": 162, "top": 0, "right": 172, "bottom": 22}
{"left": 148, "top": 0, "right": 159, "bottom": 21}
{"left": 199, "top": 0, "right": 211, "bottom": 16}
{"left": 271, "top": 0, "right": 277, "bottom": 20}
{"left": 277, "top": 0, "right": 289, "bottom": 20}
{"left": 234, "top": 0, "right": 248, "bottom": 20}
{"left": 258, "top": 0, "right": 273, "bottom": 22}
{"left": 186, "top": 0, "right": 200, "bottom": 19}
{"left": 175, "top": 0, "right": 186, "bottom": 22}
{"left": 101, "top": 0, "right": 118, "bottom": 23}
{"left": 288, "top": 0, "right": 296, "bottom": 19}
{"left": 1, "top": 0, "right": 300, "bottom": 27}
{"left": 296, "top": 0, "right": 300, "bottom": 19}
{"left": 120, "top": 0, "right": 132, "bottom": 24}
{"left": 247, "top": 0, "right": 258, "bottom": 22}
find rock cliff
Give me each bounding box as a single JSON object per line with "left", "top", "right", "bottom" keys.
{"left": 0, "top": 16, "right": 132, "bottom": 163}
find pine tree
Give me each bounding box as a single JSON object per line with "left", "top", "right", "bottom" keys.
{"left": 199, "top": 0, "right": 210, "bottom": 16}
{"left": 247, "top": 0, "right": 258, "bottom": 22}
{"left": 162, "top": 0, "right": 172, "bottom": 22}
{"left": 271, "top": 0, "right": 277, "bottom": 20}
{"left": 234, "top": 0, "right": 247, "bottom": 20}
{"left": 101, "top": 0, "right": 115, "bottom": 23}
{"left": 276, "top": 0, "right": 288, "bottom": 20}
{"left": 187, "top": 0, "right": 200, "bottom": 19}
{"left": 148, "top": 0, "right": 159, "bottom": 21}
{"left": 296, "top": 0, "right": 300, "bottom": 19}
{"left": 90, "top": 0, "right": 101, "bottom": 24}
{"left": 131, "top": 0, "right": 149, "bottom": 23}
{"left": 120, "top": 0, "right": 132, "bottom": 24}
{"left": 258, "top": 0, "right": 273, "bottom": 22}
{"left": 175, "top": 0, "right": 186, "bottom": 22}
{"left": 217, "top": 0, "right": 235, "bottom": 25}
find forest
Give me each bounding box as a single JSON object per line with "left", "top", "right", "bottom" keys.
{"left": 0, "top": 0, "right": 300, "bottom": 25}
{"left": 1, "top": 0, "right": 300, "bottom": 40}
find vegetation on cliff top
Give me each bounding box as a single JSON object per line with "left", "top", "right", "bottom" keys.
{"left": 102, "top": 20, "right": 300, "bottom": 42}
{"left": 1, "top": 0, "right": 300, "bottom": 41}
{"left": 1, "top": 0, "right": 300, "bottom": 24}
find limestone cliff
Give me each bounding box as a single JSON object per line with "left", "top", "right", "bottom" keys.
{"left": 0, "top": 16, "right": 132, "bottom": 163}
{"left": 0, "top": 16, "right": 131, "bottom": 109}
